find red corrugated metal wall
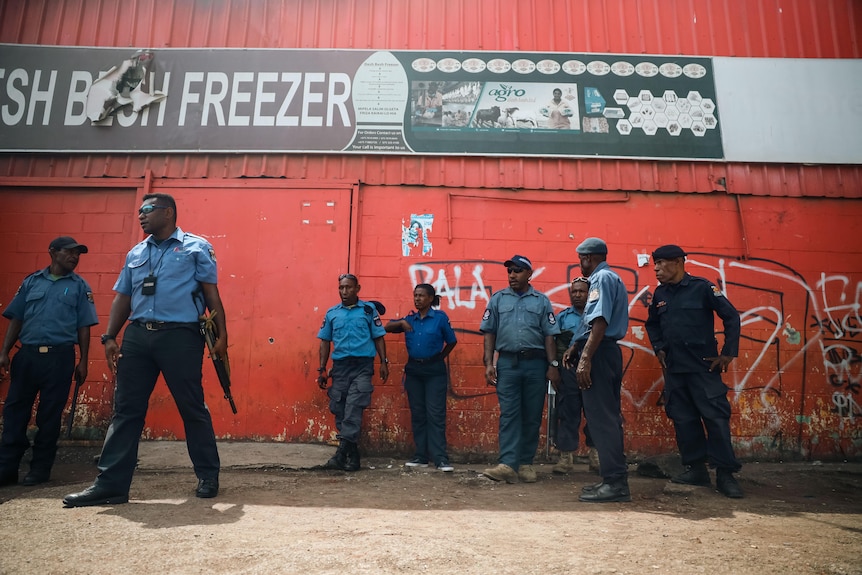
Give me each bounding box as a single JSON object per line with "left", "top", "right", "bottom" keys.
{"left": 0, "top": 0, "right": 860, "bottom": 460}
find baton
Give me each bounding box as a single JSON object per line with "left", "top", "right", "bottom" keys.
{"left": 65, "top": 372, "right": 84, "bottom": 439}
{"left": 546, "top": 380, "right": 557, "bottom": 457}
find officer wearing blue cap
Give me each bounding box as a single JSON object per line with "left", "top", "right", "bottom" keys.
{"left": 645, "top": 245, "right": 744, "bottom": 498}
{"left": 64, "top": 193, "right": 228, "bottom": 507}
{"left": 0, "top": 236, "right": 98, "bottom": 487}
{"left": 480, "top": 255, "right": 560, "bottom": 484}
{"left": 563, "top": 237, "right": 631, "bottom": 502}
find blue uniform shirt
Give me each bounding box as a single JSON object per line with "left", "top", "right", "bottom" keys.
{"left": 574, "top": 261, "right": 629, "bottom": 343}
{"left": 3, "top": 268, "right": 98, "bottom": 345}
{"left": 391, "top": 308, "right": 457, "bottom": 360}
{"left": 556, "top": 307, "right": 583, "bottom": 333}
{"left": 114, "top": 227, "right": 218, "bottom": 323}
{"left": 318, "top": 299, "right": 386, "bottom": 360}
{"left": 480, "top": 286, "right": 560, "bottom": 352}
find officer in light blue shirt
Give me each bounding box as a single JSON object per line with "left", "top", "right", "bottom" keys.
{"left": 0, "top": 236, "right": 98, "bottom": 487}
{"left": 64, "top": 193, "right": 228, "bottom": 508}
{"left": 317, "top": 273, "right": 389, "bottom": 472}
{"left": 564, "top": 237, "right": 631, "bottom": 503}
{"left": 480, "top": 255, "right": 560, "bottom": 485}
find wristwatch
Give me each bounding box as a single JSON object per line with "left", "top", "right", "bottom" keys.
{"left": 549, "top": 360, "right": 560, "bottom": 368}
{"left": 100, "top": 334, "right": 116, "bottom": 345}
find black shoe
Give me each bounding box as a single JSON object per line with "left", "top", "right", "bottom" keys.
{"left": 324, "top": 439, "right": 348, "bottom": 470}
{"left": 63, "top": 484, "right": 129, "bottom": 507}
{"left": 578, "top": 479, "right": 631, "bottom": 503}
{"left": 196, "top": 478, "right": 219, "bottom": 499}
{"left": 0, "top": 469, "right": 18, "bottom": 487}
{"left": 671, "top": 464, "right": 711, "bottom": 486}
{"left": 22, "top": 471, "right": 50, "bottom": 486}
{"left": 343, "top": 441, "right": 360, "bottom": 472}
{"left": 581, "top": 481, "right": 604, "bottom": 494}
{"left": 716, "top": 470, "right": 744, "bottom": 499}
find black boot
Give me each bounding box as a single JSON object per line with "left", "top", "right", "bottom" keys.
{"left": 343, "top": 441, "right": 360, "bottom": 472}
{"left": 672, "top": 462, "right": 711, "bottom": 486}
{"left": 716, "top": 469, "right": 744, "bottom": 498}
{"left": 324, "top": 439, "right": 348, "bottom": 470}
{"left": 578, "top": 477, "right": 631, "bottom": 503}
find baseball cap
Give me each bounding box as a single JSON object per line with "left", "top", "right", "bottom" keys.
{"left": 49, "top": 236, "right": 89, "bottom": 253}
{"left": 503, "top": 255, "right": 533, "bottom": 270}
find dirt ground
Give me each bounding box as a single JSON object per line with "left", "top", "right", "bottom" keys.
{"left": 0, "top": 443, "right": 861, "bottom": 575}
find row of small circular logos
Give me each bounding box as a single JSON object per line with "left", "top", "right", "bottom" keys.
{"left": 411, "top": 56, "right": 707, "bottom": 79}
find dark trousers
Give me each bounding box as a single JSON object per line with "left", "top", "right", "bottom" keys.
{"left": 555, "top": 366, "right": 594, "bottom": 452}
{"left": 95, "top": 323, "right": 219, "bottom": 493}
{"left": 495, "top": 354, "right": 547, "bottom": 470}
{"left": 404, "top": 358, "right": 449, "bottom": 465}
{"left": 664, "top": 370, "right": 741, "bottom": 472}
{"left": 0, "top": 346, "right": 75, "bottom": 475}
{"left": 329, "top": 357, "right": 375, "bottom": 443}
{"left": 580, "top": 340, "right": 627, "bottom": 482}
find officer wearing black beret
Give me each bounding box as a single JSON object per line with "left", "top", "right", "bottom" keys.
{"left": 0, "top": 237, "right": 98, "bottom": 487}
{"left": 645, "top": 245, "right": 744, "bottom": 498}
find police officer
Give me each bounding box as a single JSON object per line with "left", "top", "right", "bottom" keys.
{"left": 552, "top": 276, "right": 598, "bottom": 475}
{"left": 480, "top": 255, "right": 560, "bottom": 484}
{"left": 63, "top": 193, "right": 228, "bottom": 507}
{"left": 563, "top": 238, "right": 631, "bottom": 502}
{"left": 645, "top": 244, "right": 744, "bottom": 498}
{"left": 0, "top": 237, "right": 98, "bottom": 487}
{"left": 385, "top": 283, "right": 457, "bottom": 472}
{"left": 317, "top": 273, "right": 389, "bottom": 472}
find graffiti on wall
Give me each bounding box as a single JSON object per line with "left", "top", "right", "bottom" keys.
{"left": 406, "top": 256, "right": 862, "bottom": 435}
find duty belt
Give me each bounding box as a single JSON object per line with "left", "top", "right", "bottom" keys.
{"left": 408, "top": 353, "right": 443, "bottom": 364}
{"left": 21, "top": 344, "right": 75, "bottom": 354}
{"left": 132, "top": 320, "right": 200, "bottom": 331}
{"left": 499, "top": 349, "right": 547, "bottom": 360}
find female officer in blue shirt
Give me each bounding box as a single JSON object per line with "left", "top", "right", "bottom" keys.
{"left": 386, "top": 284, "right": 457, "bottom": 471}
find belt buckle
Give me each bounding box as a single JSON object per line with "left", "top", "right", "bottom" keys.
{"left": 38, "top": 346, "right": 49, "bottom": 353}
{"left": 145, "top": 322, "right": 158, "bottom": 331}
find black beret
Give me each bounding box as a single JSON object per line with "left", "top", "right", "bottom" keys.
{"left": 652, "top": 245, "right": 687, "bottom": 260}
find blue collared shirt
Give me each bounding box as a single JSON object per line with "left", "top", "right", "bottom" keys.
{"left": 556, "top": 306, "right": 583, "bottom": 333}
{"left": 480, "top": 286, "right": 560, "bottom": 352}
{"left": 574, "top": 261, "right": 629, "bottom": 342}
{"left": 114, "top": 227, "right": 218, "bottom": 323}
{"left": 3, "top": 268, "right": 98, "bottom": 345}
{"left": 318, "top": 299, "right": 386, "bottom": 360}
{"left": 391, "top": 308, "right": 457, "bottom": 360}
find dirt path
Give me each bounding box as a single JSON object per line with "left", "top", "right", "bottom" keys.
{"left": 1, "top": 445, "right": 860, "bottom": 575}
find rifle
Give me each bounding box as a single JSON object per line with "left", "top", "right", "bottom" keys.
{"left": 200, "top": 310, "right": 238, "bottom": 414}
{"left": 65, "top": 371, "right": 84, "bottom": 439}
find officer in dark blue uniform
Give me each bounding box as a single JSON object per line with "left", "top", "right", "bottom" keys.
{"left": 64, "top": 193, "right": 228, "bottom": 507}
{"left": 645, "top": 244, "right": 744, "bottom": 498}
{"left": 0, "top": 237, "right": 98, "bottom": 487}
{"left": 385, "top": 283, "right": 457, "bottom": 471}
{"left": 480, "top": 255, "right": 560, "bottom": 484}
{"left": 563, "top": 238, "right": 631, "bottom": 502}
{"left": 317, "top": 273, "right": 389, "bottom": 471}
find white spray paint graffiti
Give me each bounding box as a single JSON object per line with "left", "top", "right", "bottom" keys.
{"left": 405, "top": 258, "right": 862, "bottom": 432}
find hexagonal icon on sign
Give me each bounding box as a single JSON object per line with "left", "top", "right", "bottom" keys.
{"left": 676, "top": 99, "right": 692, "bottom": 114}
{"left": 663, "top": 90, "right": 678, "bottom": 103}
{"left": 665, "top": 106, "right": 680, "bottom": 120}
{"left": 666, "top": 121, "right": 682, "bottom": 136}
{"left": 687, "top": 91, "right": 703, "bottom": 104}
{"left": 691, "top": 121, "right": 707, "bottom": 136}
{"left": 678, "top": 114, "right": 693, "bottom": 129}
{"left": 613, "top": 89, "right": 630, "bottom": 105}
{"left": 642, "top": 119, "right": 658, "bottom": 135}
{"left": 652, "top": 99, "right": 667, "bottom": 113}
{"left": 690, "top": 107, "right": 705, "bottom": 120}
{"left": 703, "top": 115, "right": 718, "bottom": 129}
{"left": 638, "top": 89, "right": 654, "bottom": 103}
{"left": 627, "top": 97, "right": 642, "bottom": 111}
{"left": 630, "top": 113, "right": 644, "bottom": 127}
{"left": 700, "top": 98, "right": 716, "bottom": 114}
{"left": 616, "top": 118, "right": 633, "bottom": 135}
{"left": 654, "top": 113, "right": 668, "bottom": 128}
{"left": 640, "top": 106, "right": 656, "bottom": 120}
